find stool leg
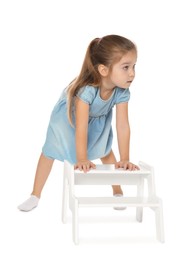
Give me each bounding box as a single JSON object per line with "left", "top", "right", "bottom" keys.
{"left": 155, "top": 200, "right": 165, "bottom": 243}
{"left": 136, "top": 208, "right": 143, "bottom": 222}
{"left": 136, "top": 178, "right": 144, "bottom": 222}
{"left": 62, "top": 172, "right": 69, "bottom": 223}
{"left": 72, "top": 198, "right": 79, "bottom": 245}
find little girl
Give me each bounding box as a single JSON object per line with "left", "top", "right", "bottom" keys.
{"left": 18, "top": 34, "right": 139, "bottom": 212}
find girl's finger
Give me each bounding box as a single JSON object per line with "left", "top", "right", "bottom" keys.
{"left": 90, "top": 163, "right": 96, "bottom": 169}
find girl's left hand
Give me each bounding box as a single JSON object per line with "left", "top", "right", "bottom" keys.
{"left": 115, "top": 161, "right": 140, "bottom": 171}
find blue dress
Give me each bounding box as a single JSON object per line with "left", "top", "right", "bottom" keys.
{"left": 42, "top": 86, "right": 130, "bottom": 164}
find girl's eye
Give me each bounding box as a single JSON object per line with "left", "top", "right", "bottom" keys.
{"left": 123, "top": 66, "right": 129, "bottom": 70}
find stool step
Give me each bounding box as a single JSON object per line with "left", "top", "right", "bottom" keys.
{"left": 74, "top": 165, "right": 152, "bottom": 185}
{"left": 75, "top": 164, "right": 151, "bottom": 174}
{"left": 77, "top": 196, "right": 161, "bottom": 207}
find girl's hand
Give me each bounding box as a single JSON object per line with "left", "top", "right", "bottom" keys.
{"left": 74, "top": 160, "right": 96, "bottom": 173}
{"left": 115, "top": 161, "right": 140, "bottom": 171}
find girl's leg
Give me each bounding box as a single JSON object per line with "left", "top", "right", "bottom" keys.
{"left": 31, "top": 153, "right": 54, "bottom": 198}
{"left": 18, "top": 153, "right": 54, "bottom": 211}
{"left": 100, "top": 150, "right": 123, "bottom": 195}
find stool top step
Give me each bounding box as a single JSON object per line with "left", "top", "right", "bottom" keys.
{"left": 74, "top": 164, "right": 151, "bottom": 175}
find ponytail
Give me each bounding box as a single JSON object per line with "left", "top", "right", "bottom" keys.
{"left": 67, "top": 38, "right": 101, "bottom": 126}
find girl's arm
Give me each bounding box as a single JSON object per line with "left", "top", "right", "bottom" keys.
{"left": 74, "top": 97, "right": 96, "bottom": 172}
{"left": 116, "top": 102, "right": 139, "bottom": 170}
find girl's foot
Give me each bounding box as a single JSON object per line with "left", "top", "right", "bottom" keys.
{"left": 113, "top": 193, "right": 126, "bottom": 210}
{"left": 18, "top": 195, "right": 39, "bottom": 212}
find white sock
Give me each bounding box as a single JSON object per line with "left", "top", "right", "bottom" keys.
{"left": 113, "top": 194, "right": 127, "bottom": 210}
{"left": 18, "top": 195, "right": 39, "bottom": 212}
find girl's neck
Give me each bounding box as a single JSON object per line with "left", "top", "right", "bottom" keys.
{"left": 99, "top": 85, "right": 115, "bottom": 100}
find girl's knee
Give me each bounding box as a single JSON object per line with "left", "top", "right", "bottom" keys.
{"left": 101, "top": 150, "right": 116, "bottom": 163}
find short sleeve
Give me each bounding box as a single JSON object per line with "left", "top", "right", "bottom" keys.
{"left": 115, "top": 88, "right": 131, "bottom": 104}
{"left": 76, "top": 86, "right": 97, "bottom": 105}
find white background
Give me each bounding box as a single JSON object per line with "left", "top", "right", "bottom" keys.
{"left": 0, "top": 0, "right": 196, "bottom": 259}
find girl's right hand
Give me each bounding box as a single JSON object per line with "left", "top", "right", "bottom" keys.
{"left": 74, "top": 160, "right": 96, "bottom": 173}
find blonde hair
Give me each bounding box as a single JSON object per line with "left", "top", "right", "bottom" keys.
{"left": 67, "top": 35, "right": 137, "bottom": 125}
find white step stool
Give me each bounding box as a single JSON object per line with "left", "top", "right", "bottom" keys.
{"left": 62, "top": 161, "right": 164, "bottom": 244}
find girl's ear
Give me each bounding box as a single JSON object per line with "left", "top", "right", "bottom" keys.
{"left": 98, "top": 64, "right": 109, "bottom": 77}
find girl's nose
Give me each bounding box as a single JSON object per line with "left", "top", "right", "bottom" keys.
{"left": 129, "top": 69, "right": 135, "bottom": 77}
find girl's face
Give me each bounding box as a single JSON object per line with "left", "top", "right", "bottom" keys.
{"left": 109, "top": 50, "right": 137, "bottom": 89}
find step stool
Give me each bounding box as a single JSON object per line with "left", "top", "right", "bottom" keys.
{"left": 62, "top": 161, "right": 164, "bottom": 244}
